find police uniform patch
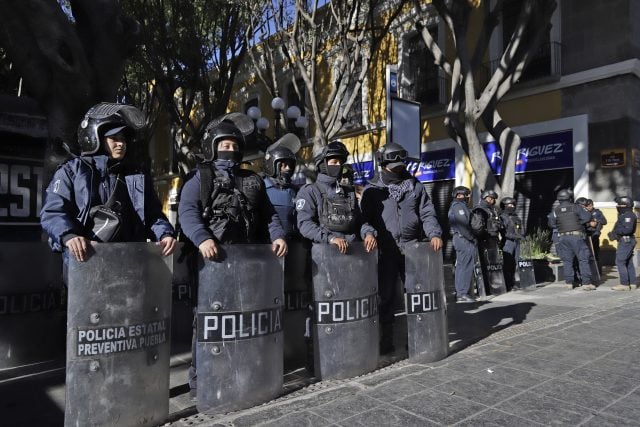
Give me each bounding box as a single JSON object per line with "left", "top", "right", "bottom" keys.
{"left": 53, "top": 179, "right": 61, "bottom": 193}
{"left": 625, "top": 217, "right": 632, "bottom": 222}
{"left": 296, "top": 199, "right": 306, "bottom": 210}
{"left": 458, "top": 209, "right": 465, "bottom": 215}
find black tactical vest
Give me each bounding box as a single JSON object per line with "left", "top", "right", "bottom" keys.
{"left": 474, "top": 205, "right": 501, "bottom": 237}
{"left": 554, "top": 203, "right": 582, "bottom": 233}
{"left": 316, "top": 184, "right": 357, "bottom": 233}
{"left": 200, "top": 168, "right": 262, "bottom": 243}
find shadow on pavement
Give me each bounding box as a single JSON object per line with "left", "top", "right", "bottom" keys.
{"left": 447, "top": 301, "right": 535, "bottom": 353}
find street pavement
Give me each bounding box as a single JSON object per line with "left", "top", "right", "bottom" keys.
{"left": 168, "top": 266, "right": 640, "bottom": 426}
{"left": 2, "top": 266, "right": 640, "bottom": 426}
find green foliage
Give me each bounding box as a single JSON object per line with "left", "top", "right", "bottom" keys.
{"left": 519, "top": 228, "right": 552, "bottom": 260}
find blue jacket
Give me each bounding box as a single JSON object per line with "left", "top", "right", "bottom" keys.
{"left": 264, "top": 177, "right": 299, "bottom": 239}
{"left": 41, "top": 155, "right": 174, "bottom": 252}
{"left": 360, "top": 174, "right": 442, "bottom": 247}
{"left": 295, "top": 173, "right": 374, "bottom": 243}
{"left": 448, "top": 200, "right": 474, "bottom": 241}
{"left": 178, "top": 167, "right": 285, "bottom": 247}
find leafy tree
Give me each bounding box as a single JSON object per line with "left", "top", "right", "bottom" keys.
{"left": 120, "top": 0, "right": 254, "bottom": 173}
{"left": 412, "top": 0, "right": 556, "bottom": 196}
{"left": 0, "top": 0, "right": 139, "bottom": 171}
{"left": 247, "top": 0, "right": 408, "bottom": 152}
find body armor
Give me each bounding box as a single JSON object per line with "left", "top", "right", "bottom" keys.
{"left": 317, "top": 185, "right": 357, "bottom": 233}
{"left": 554, "top": 202, "right": 583, "bottom": 233}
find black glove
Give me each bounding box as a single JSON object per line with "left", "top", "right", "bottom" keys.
{"left": 607, "top": 231, "right": 618, "bottom": 241}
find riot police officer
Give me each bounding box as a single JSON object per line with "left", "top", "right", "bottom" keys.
{"left": 448, "top": 186, "right": 476, "bottom": 302}
{"left": 263, "top": 146, "right": 299, "bottom": 240}
{"left": 585, "top": 199, "right": 606, "bottom": 275}
{"left": 499, "top": 197, "right": 524, "bottom": 291}
{"left": 179, "top": 120, "right": 287, "bottom": 258}
{"left": 609, "top": 196, "right": 637, "bottom": 291}
{"left": 41, "top": 103, "right": 177, "bottom": 262}
{"left": 470, "top": 189, "right": 504, "bottom": 294}
{"left": 295, "top": 140, "right": 376, "bottom": 254}
{"left": 548, "top": 189, "right": 594, "bottom": 290}
{"left": 361, "top": 142, "right": 443, "bottom": 353}
{"left": 178, "top": 119, "right": 287, "bottom": 393}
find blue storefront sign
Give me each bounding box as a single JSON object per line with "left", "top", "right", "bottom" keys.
{"left": 483, "top": 130, "right": 573, "bottom": 175}
{"left": 408, "top": 148, "right": 456, "bottom": 183}
{"left": 352, "top": 160, "right": 374, "bottom": 185}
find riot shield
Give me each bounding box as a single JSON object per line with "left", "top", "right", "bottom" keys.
{"left": 65, "top": 243, "right": 173, "bottom": 427}
{"left": 404, "top": 242, "right": 448, "bottom": 362}
{"left": 586, "top": 236, "right": 601, "bottom": 284}
{"left": 0, "top": 243, "right": 65, "bottom": 371}
{"left": 473, "top": 248, "right": 487, "bottom": 299}
{"left": 283, "top": 241, "right": 312, "bottom": 370}
{"left": 311, "top": 242, "right": 378, "bottom": 380}
{"left": 196, "top": 244, "right": 284, "bottom": 414}
{"left": 172, "top": 243, "right": 196, "bottom": 344}
{"left": 479, "top": 240, "right": 506, "bottom": 296}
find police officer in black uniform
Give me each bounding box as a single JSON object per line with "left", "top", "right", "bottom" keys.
{"left": 585, "top": 198, "right": 606, "bottom": 275}
{"left": 470, "top": 189, "right": 504, "bottom": 293}
{"left": 295, "top": 140, "right": 377, "bottom": 254}
{"left": 609, "top": 196, "right": 637, "bottom": 291}
{"left": 499, "top": 197, "right": 524, "bottom": 291}
{"left": 361, "top": 142, "right": 443, "bottom": 353}
{"left": 547, "top": 189, "right": 594, "bottom": 290}
{"left": 448, "top": 186, "right": 476, "bottom": 302}
{"left": 263, "top": 146, "right": 299, "bottom": 240}
{"left": 178, "top": 120, "right": 288, "bottom": 393}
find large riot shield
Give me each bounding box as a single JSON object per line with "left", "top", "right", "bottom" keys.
{"left": 283, "top": 241, "right": 312, "bottom": 370}
{"left": 478, "top": 240, "right": 506, "bottom": 296}
{"left": 404, "top": 242, "right": 448, "bottom": 362}
{"left": 0, "top": 243, "right": 65, "bottom": 371}
{"left": 196, "top": 244, "right": 284, "bottom": 414}
{"left": 172, "top": 243, "right": 196, "bottom": 344}
{"left": 311, "top": 242, "right": 378, "bottom": 380}
{"left": 473, "top": 248, "right": 487, "bottom": 299}
{"left": 65, "top": 243, "right": 173, "bottom": 427}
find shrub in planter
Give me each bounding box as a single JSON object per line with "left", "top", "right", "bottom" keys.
{"left": 519, "top": 228, "right": 553, "bottom": 286}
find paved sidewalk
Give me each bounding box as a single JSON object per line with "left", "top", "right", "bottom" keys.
{"left": 169, "top": 267, "right": 640, "bottom": 426}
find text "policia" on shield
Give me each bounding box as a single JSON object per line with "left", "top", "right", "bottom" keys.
{"left": 315, "top": 294, "right": 378, "bottom": 324}
{"left": 405, "top": 291, "right": 443, "bottom": 315}
{"left": 197, "top": 308, "right": 283, "bottom": 342}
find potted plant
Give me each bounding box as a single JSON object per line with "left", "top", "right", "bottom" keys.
{"left": 518, "top": 228, "right": 554, "bottom": 287}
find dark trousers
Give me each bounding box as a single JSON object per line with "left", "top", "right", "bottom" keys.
{"left": 378, "top": 247, "right": 405, "bottom": 325}
{"left": 502, "top": 240, "right": 519, "bottom": 291}
{"left": 558, "top": 235, "right": 592, "bottom": 285}
{"left": 452, "top": 234, "right": 475, "bottom": 297}
{"left": 616, "top": 238, "right": 637, "bottom": 285}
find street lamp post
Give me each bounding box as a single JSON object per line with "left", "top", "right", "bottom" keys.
{"left": 246, "top": 97, "right": 309, "bottom": 150}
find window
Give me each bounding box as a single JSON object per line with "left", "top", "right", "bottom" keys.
{"left": 501, "top": 0, "right": 559, "bottom": 82}
{"left": 401, "top": 29, "right": 443, "bottom": 107}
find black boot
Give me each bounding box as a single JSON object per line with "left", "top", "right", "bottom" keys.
{"left": 380, "top": 322, "right": 395, "bottom": 355}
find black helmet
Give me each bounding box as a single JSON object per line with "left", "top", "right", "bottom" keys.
{"left": 615, "top": 196, "right": 633, "bottom": 208}
{"left": 481, "top": 189, "right": 498, "bottom": 200}
{"left": 264, "top": 146, "right": 296, "bottom": 178}
{"left": 500, "top": 196, "right": 516, "bottom": 209}
{"left": 375, "top": 142, "right": 408, "bottom": 168}
{"left": 314, "top": 140, "right": 349, "bottom": 170}
{"left": 557, "top": 189, "right": 573, "bottom": 202}
{"left": 575, "top": 197, "right": 588, "bottom": 206}
{"left": 452, "top": 186, "right": 471, "bottom": 198}
{"left": 585, "top": 199, "right": 594, "bottom": 206}
{"left": 202, "top": 120, "right": 245, "bottom": 162}
{"left": 77, "top": 103, "right": 146, "bottom": 155}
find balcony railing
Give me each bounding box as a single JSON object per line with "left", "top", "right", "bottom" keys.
{"left": 486, "top": 41, "right": 563, "bottom": 84}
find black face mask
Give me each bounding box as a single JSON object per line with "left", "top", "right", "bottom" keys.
{"left": 381, "top": 168, "right": 403, "bottom": 185}
{"left": 217, "top": 150, "right": 241, "bottom": 162}
{"left": 278, "top": 169, "right": 293, "bottom": 182}
{"left": 505, "top": 206, "right": 516, "bottom": 214}
{"left": 326, "top": 164, "right": 342, "bottom": 178}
